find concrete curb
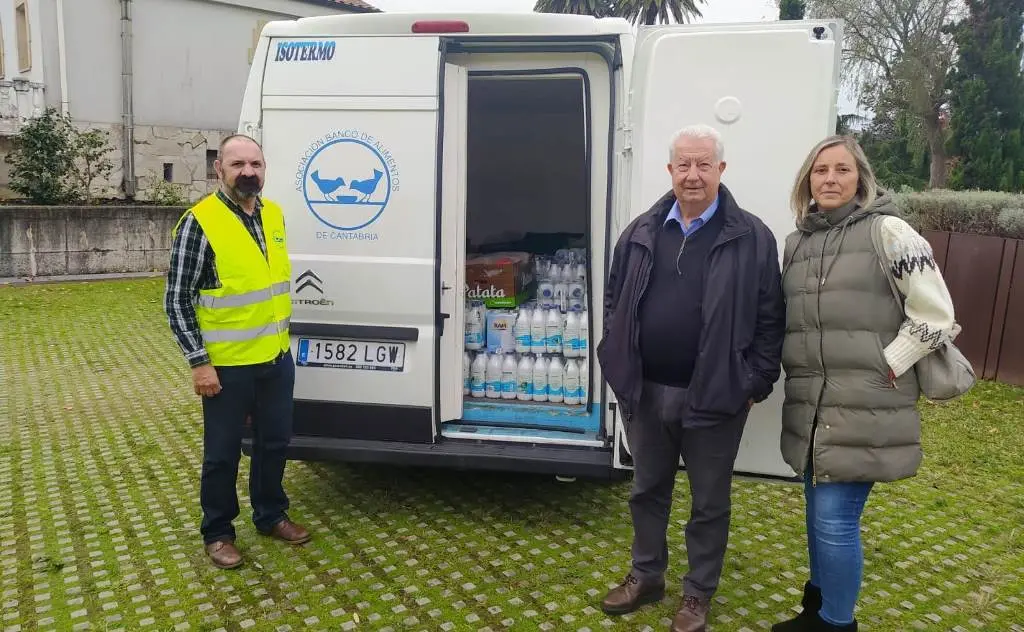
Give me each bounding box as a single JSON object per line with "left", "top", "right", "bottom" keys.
{"left": 0, "top": 271, "right": 166, "bottom": 287}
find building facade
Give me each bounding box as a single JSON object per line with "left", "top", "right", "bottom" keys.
{"left": 0, "top": 0, "right": 379, "bottom": 201}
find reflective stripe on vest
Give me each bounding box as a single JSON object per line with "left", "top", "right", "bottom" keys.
{"left": 176, "top": 193, "right": 293, "bottom": 366}
{"left": 202, "top": 316, "right": 291, "bottom": 343}
{"left": 195, "top": 281, "right": 291, "bottom": 309}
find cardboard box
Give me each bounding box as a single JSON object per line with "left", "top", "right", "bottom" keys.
{"left": 465, "top": 251, "right": 534, "bottom": 308}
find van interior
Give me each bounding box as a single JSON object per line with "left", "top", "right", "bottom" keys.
{"left": 444, "top": 71, "right": 602, "bottom": 447}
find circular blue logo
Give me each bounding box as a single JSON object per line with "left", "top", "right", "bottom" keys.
{"left": 301, "top": 137, "right": 392, "bottom": 231}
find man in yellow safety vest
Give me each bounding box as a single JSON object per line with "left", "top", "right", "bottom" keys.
{"left": 164, "top": 134, "right": 310, "bottom": 570}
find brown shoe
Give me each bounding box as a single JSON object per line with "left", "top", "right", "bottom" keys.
{"left": 671, "top": 594, "right": 710, "bottom": 632}
{"left": 205, "top": 539, "right": 243, "bottom": 569}
{"left": 600, "top": 572, "right": 666, "bottom": 615}
{"left": 262, "top": 519, "right": 311, "bottom": 545}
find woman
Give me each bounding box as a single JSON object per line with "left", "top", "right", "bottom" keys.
{"left": 773, "top": 136, "right": 958, "bottom": 632}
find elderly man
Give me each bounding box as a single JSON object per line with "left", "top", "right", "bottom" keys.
{"left": 597, "top": 124, "right": 785, "bottom": 631}
{"left": 164, "top": 134, "right": 310, "bottom": 570}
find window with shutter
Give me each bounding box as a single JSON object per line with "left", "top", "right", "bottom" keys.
{"left": 15, "top": 1, "right": 30, "bottom": 72}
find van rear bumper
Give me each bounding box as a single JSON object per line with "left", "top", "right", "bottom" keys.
{"left": 243, "top": 435, "right": 621, "bottom": 480}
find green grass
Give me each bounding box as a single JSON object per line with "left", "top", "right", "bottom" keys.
{"left": 1, "top": 278, "right": 1022, "bottom": 632}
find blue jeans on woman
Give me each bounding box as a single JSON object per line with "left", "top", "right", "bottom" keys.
{"left": 804, "top": 469, "right": 873, "bottom": 625}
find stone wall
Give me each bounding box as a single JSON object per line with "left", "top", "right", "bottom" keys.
{"left": 0, "top": 205, "right": 185, "bottom": 278}
{"left": 133, "top": 124, "right": 234, "bottom": 203}
{"left": 0, "top": 122, "right": 233, "bottom": 203}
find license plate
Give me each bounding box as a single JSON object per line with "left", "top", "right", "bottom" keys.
{"left": 296, "top": 338, "right": 406, "bottom": 372}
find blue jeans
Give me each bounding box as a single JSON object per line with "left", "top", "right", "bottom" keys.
{"left": 199, "top": 350, "right": 295, "bottom": 544}
{"left": 804, "top": 469, "right": 873, "bottom": 625}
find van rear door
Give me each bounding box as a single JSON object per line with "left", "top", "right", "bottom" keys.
{"left": 613, "top": 21, "right": 842, "bottom": 478}
{"left": 259, "top": 35, "right": 447, "bottom": 443}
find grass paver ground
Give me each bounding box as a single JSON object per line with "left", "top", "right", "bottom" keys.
{"left": 1, "top": 278, "right": 1022, "bottom": 631}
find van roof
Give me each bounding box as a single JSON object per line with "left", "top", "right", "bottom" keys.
{"left": 261, "top": 12, "right": 634, "bottom": 38}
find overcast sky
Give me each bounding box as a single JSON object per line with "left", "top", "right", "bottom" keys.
{"left": 369, "top": 0, "right": 780, "bottom": 23}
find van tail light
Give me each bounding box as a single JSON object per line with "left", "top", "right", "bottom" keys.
{"left": 411, "top": 20, "right": 470, "bottom": 33}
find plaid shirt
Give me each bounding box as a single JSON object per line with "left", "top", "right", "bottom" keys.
{"left": 164, "top": 190, "right": 268, "bottom": 368}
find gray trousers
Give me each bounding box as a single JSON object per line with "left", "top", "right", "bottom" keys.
{"left": 626, "top": 380, "right": 748, "bottom": 600}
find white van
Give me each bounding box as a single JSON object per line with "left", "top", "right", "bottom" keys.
{"left": 238, "top": 12, "right": 842, "bottom": 480}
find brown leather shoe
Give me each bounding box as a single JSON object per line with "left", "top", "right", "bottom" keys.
{"left": 262, "top": 519, "right": 311, "bottom": 545}
{"left": 600, "top": 572, "right": 666, "bottom": 615}
{"left": 671, "top": 594, "right": 710, "bottom": 632}
{"left": 205, "top": 540, "right": 242, "bottom": 569}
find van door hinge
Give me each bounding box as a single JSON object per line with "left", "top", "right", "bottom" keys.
{"left": 619, "top": 103, "right": 634, "bottom": 154}
{"left": 618, "top": 124, "right": 633, "bottom": 154}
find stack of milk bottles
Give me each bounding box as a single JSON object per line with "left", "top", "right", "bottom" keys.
{"left": 463, "top": 249, "right": 590, "bottom": 407}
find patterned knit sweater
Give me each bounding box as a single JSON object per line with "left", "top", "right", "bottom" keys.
{"left": 876, "top": 216, "right": 958, "bottom": 377}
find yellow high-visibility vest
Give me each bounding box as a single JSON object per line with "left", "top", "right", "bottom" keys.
{"left": 173, "top": 193, "right": 292, "bottom": 366}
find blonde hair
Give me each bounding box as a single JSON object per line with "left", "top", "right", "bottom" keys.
{"left": 789, "top": 135, "right": 878, "bottom": 222}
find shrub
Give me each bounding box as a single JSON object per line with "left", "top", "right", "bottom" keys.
{"left": 4, "top": 108, "right": 78, "bottom": 204}
{"left": 3, "top": 107, "right": 116, "bottom": 204}
{"left": 997, "top": 207, "right": 1024, "bottom": 240}
{"left": 147, "top": 178, "right": 189, "bottom": 206}
{"left": 72, "top": 128, "right": 115, "bottom": 204}
{"left": 891, "top": 189, "right": 1024, "bottom": 239}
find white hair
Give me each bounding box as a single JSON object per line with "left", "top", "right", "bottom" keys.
{"left": 668, "top": 124, "right": 725, "bottom": 162}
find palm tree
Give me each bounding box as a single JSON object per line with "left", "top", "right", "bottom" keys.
{"left": 836, "top": 113, "right": 869, "bottom": 136}
{"left": 533, "top": 0, "right": 704, "bottom": 24}
{"left": 616, "top": 0, "right": 705, "bottom": 25}
{"left": 533, "top": 0, "right": 616, "bottom": 18}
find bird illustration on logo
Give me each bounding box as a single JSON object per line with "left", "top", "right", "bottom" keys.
{"left": 300, "top": 135, "right": 394, "bottom": 232}
{"left": 310, "top": 169, "right": 384, "bottom": 203}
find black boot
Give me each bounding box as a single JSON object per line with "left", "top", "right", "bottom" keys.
{"left": 808, "top": 612, "right": 857, "bottom": 631}
{"left": 771, "top": 581, "right": 822, "bottom": 632}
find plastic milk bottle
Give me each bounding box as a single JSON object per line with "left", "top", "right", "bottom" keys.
{"left": 486, "top": 353, "right": 503, "bottom": 399}
{"left": 532, "top": 355, "right": 549, "bottom": 402}
{"left": 470, "top": 352, "right": 487, "bottom": 398}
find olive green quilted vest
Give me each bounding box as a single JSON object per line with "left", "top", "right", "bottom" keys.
{"left": 780, "top": 194, "right": 922, "bottom": 484}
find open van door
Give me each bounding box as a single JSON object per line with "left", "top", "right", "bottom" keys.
{"left": 258, "top": 35, "right": 451, "bottom": 444}
{"left": 438, "top": 63, "right": 469, "bottom": 424}
{"left": 613, "top": 20, "right": 842, "bottom": 478}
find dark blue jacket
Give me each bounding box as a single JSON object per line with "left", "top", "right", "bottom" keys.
{"left": 597, "top": 184, "right": 786, "bottom": 424}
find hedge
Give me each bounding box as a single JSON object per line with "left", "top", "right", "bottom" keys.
{"left": 892, "top": 189, "right": 1024, "bottom": 240}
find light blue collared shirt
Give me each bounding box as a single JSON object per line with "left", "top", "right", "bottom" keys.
{"left": 664, "top": 195, "right": 720, "bottom": 237}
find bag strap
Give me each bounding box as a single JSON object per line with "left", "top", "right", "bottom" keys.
{"left": 869, "top": 215, "right": 906, "bottom": 312}
{"left": 870, "top": 216, "right": 964, "bottom": 344}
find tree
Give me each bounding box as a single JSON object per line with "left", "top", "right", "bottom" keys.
{"left": 533, "top": 0, "right": 616, "bottom": 17}
{"left": 806, "top": 0, "right": 963, "bottom": 189}
{"left": 779, "top": 0, "right": 807, "bottom": 19}
{"left": 859, "top": 103, "right": 932, "bottom": 190}
{"left": 3, "top": 107, "right": 116, "bottom": 204}
{"left": 534, "top": 0, "right": 705, "bottom": 24}
{"left": 72, "top": 128, "right": 115, "bottom": 203}
{"left": 616, "top": 0, "right": 705, "bottom": 24}
{"left": 4, "top": 108, "right": 78, "bottom": 204}
{"left": 946, "top": 0, "right": 1024, "bottom": 191}
{"left": 836, "top": 113, "right": 869, "bottom": 135}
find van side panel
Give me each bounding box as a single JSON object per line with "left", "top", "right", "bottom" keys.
{"left": 259, "top": 36, "right": 443, "bottom": 442}
{"left": 261, "top": 36, "right": 441, "bottom": 98}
